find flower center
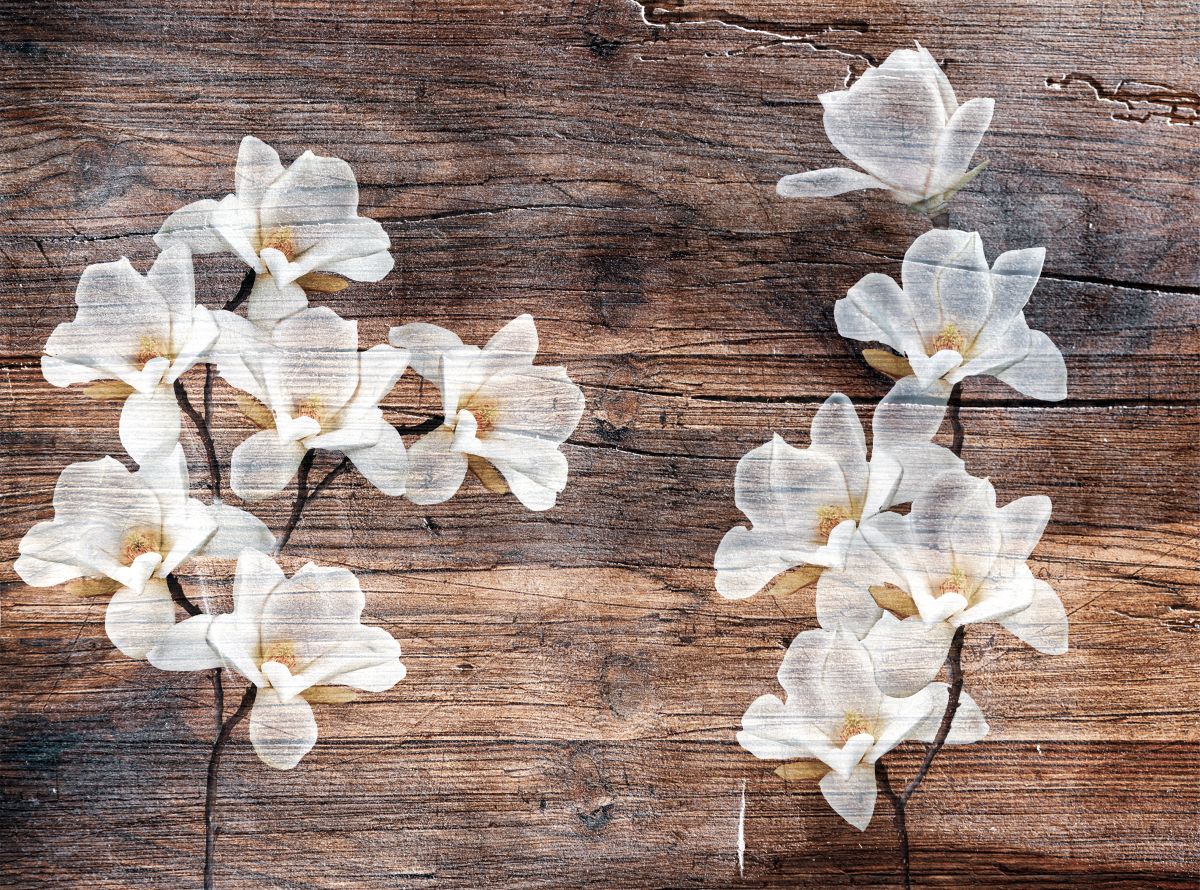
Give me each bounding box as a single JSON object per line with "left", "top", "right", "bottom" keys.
{"left": 836, "top": 711, "right": 873, "bottom": 745}
{"left": 295, "top": 395, "right": 325, "bottom": 424}
{"left": 120, "top": 527, "right": 160, "bottom": 565}
{"left": 815, "top": 505, "right": 853, "bottom": 541}
{"left": 260, "top": 226, "right": 297, "bottom": 261}
{"left": 262, "top": 640, "right": 299, "bottom": 674}
{"left": 463, "top": 397, "right": 500, "bottom": 437}
{"left": 134, "top": 335, "right": 169, "bottom": 369}
{"left": 930, "top": 322, "right": 966, "bottom": 354}
{"left": 940, "top": 564, "right": 969, "bottom": 597}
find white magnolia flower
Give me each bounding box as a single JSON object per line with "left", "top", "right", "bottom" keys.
{"left": 777, "top": 44, "right": 993, "bottom": 213}
{"left": 213, "top": 306, "right": 410, "bottom": 501}
{"left": 836, "top": 228, "right": 1067, "bottom": 402}
{"left": 714, "top": 389, "right": 961, "bottom": 601}
{"left": 148, "top": 550, "right": 406, "bottom": 770}
{"left": 14, "top": 447, "right": 273, "bottom": 659}
{"left": 154, "top": 135, "right": 393, "bottom": 291}
{"left": 41, "top": 244, "right": 217, "bottom": 464}
{"left": 835, "top": 469, "right": 1068, "bottom": 697}
{"left": 388, "top": 315, "right": 585, "bottom": 512}
{"left": 737, "top": 627, "right": 987, "bottom": 830}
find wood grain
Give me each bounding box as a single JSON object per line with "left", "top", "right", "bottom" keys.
{"left": 1, "top": 1, "right": 1197, "bottom": 887}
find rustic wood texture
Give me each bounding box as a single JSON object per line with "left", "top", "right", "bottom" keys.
{"left": 1, "top": 1, "right": 1198, "bottom": 887}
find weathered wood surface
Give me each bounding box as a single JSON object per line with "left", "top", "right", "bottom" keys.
{"left": 1, "top": 0, "right": 1198, "bottom": 887}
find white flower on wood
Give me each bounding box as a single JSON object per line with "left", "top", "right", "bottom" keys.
{"left": 737, "top": 627, "right": 987, "bottom": 830}
{"left": 777, "top": 44, "right": 993, "bottom": 214}
{"left": 148, "top": 550, "right": 406, "bottom": 770}
{"left": 14, "top": 447, "right": 273, "bottom": 659}
{"left": 388, "top": 314, "right": 585, "bottom": 512}
{"left": 836, "top": 469, "right": 1069, "bottom": 697}
{"left": 154, "top": 135, "right": 392, "bottom": 301}
{"left": 836, "top": 228, "right": 1067, "bottom": 402}
{"left": 212, "top": 306, "right": 410, "bottom": 501}
{"left": 714, "top": 391, "right": 961, "bottom": 601}
{"left": 41, "top": 244, "right": 217, "bottom": 464}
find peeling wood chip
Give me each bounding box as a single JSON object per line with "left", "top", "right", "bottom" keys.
{"left": 296, "top": 272, "right": 349, "bottom": 294}
{"left": 862, "top": 348, "right": 914, "bottom": 381}
{"left": 301, "top": 686, "right": 358, "bottom": 704}
{"left": 468, "top": 455, "right": 509, "bottom": 494}
{"left": 81, "top": 380, "right": 135, "bottom": 401}
{"left": 236, "top": 394, "right": 276, "bottom": 429}
{"left": 774, "top": 760, "right": 829, "bottom": 782}
{"left": 870, "top": 583, "right": 920, "bottom": 619}
{"left": 65, "top": 577, "right": 121, "bottom": 597}
{"left": 763, "top": 564, "right": 823, "bottom": 597}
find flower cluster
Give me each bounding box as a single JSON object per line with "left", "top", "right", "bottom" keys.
{"left": 17, "top": 136, "right": 585, "bottom": 776}
{"left": 727, "top": 45, "right": 1070, "bottom": 839}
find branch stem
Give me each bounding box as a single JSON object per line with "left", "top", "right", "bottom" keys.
{"left": 875, "top": 761, "right": 911, "bottom": 890}
{"left": 204, "top": 685, "right": 256, "bottom": 890}
{"left": 174, "top": 380, "right": 223, "bottom": 503}
{"left": 947, "top": 382, "right": 965, "bottom": 458}
{"left": 274, "top": 453, "right": 352, "bottom": 555}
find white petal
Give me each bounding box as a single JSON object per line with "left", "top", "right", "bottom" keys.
{"left": 733, "top": 434, "right": 846, "bottom": 544}
{"left": 147, "top": 613, "right": 223, "bottom": 671}
{"left": 159, "top": 498, "right": 219, "bottom": 575}
{"left": 459, "top": 433, "right": 569, "bottom": 511}
{"left": 736, "top": 694, "right": 812, "bottom": 761}
{"left": 404, "top": 426, "right": 468, "bottom": 505}
{"left": 203, "top": 503, "right": 276, "bottom": 558}
{"left": 818, "top": 762, "right": 878, "bottom": 831}
{"left": 146, "top": 243, "right": 197, "bottom": 334}
{"left": 995, "top": 329, "right": 1067, "bottom": 401}
{"left": 814, "top": 540, "right": 887, "bottom": 639}
{"left": 168, "top": 306, "right": 219, "bottom": 384}
{"left": 386, "top": 322, "right": 465, "bottom": 388}
{"left": 776, "top": 168, "right": 889, "bottom": 198}
{"left": 154, "top": 199, "right": 227, "bottom": 255}
{"left": 346, "top": 420, "right": 407, "bottom": 496}
{"left": 351, "top": 343, "right": 410, "bottom": 416}
{"left": 482, "top": 365, "right": 585, "bottom": 444}
{"left": 249, "top": 687, "right": 318, "bottom": 770}
{"left": 870, "top": 685, "right": 941, "bottom": 761}
{"left": 234, "top": 135, "right": 285, "bottom": 212}
{"left": 815, "top": 628, "right": 882, "bottom": 723}
{"left": 999, "top": 577, "right": 1068, "bottom": 655}
{"left": 322, "top": 247, "right": 394, "bottom": 282}
{"left": 14, "top": 551, "right": 86, "bottom": 587}
{"left": 912, "top": 684, "right": 990, "bottom": 744}
{"left": 835, "top": 272, "right": 920, "bottom": 356}
{"left": 929, "top": 97, "right": 994, "bottom": 194}
{"left": 901, "top": 229, "right": 990, "bottom": 345}
{"left": 862, "top": 612, "right": 955, "bottom": 698}
{"left": 41, "top": 355, "right": 105, "bottom": 388}
{"left": 476, "top": 314, "right": 539, "bottom": 379}
{"left": 105, "top": 577, "right": 176, "bottom": 660}
{"left": 269, "top": 307, "right": 360, "bottom": 417}
{"left": 246, "top": 274, "right": 309, "bottom": 330}
{"left": 997, "top": 495, "right": 1052, "bottom": 565}
{"left": 714, "top": 526, "right": 806, "bottom": 601}
{"left": 119, "top": 387, "right": 182, "bottom": 466}
{"left": 808, "top": 394, "right": 869, "bottom": 509}
{"left": 983, "top": 246, "right": 1046, "bottom": 337}
{"left": 231, "top": 429, "right": 308, "bottom": 501}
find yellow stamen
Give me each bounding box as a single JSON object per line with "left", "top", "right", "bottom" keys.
{"left": 260, "top": 226, "right": 297, "bottom": 261}
{"left": 295, "top": 395, "right": 324, "bottom": 423}
{"left": 940, "top": 565, "right": 969, "bottom": 597}
{"left": 836, "top": 711, "right": 873, "bottom": 744}
{"left": 262, "top": 640, "right": 299, "bottom": 673}
{"left": 930, "top": 322, "right": 966, "bottom": 354}
{"left": 134, "top": 335, "right": 169, "bottom": 369}
{"left": 815, "top": 505, "right": 853, "bottom": 541}
{"left": 463, "top": 397, "right": 500, "bottom": 437}
{"left": 120, "top": 528, "right": 160, "bottom": 565}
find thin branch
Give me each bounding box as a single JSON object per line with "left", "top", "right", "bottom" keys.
{"left": 210, "top": 668, "right": 224, "bottom": 739}
{"left": 900, "top": 626, "right": 967, "bottom": 804}
{"left": 875, "top": 761, "right": 911, "bottom": 890}
{"left": 204, "top": 684, "right": 256, "bottom": 890}
{"left": 395, "top": 415, "right": 444, "bottom": 436}
{"left": 174, "top": 380, "right": 223, "bottom": 503}
{"left": 947, "top": 382, "right": 965, "bottom": 458}
{"left": 223, "top": 269, "right": 256, "bottom": 312}
{"left": 166, "top": 573, "right": 202, "bottom": 617}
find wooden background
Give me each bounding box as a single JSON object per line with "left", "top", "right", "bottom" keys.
{"left": 2, "top": 1, "right": 1198, "bottom": 886}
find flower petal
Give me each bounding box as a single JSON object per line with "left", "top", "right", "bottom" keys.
{"left": 835, "top": 272, "right": 920, "bottom": 356}
{"left": 246, "top": 274, "right": 310, "bottom": 330}
{"left": 120, "top": 387, "right": 182, "bottom": 466}
{"left": 203, "top": 503, "right": 276, "bottom": 559}
{"left": 999, "top": 577, "right": 1068, "bottom": 655}
{"left": 776, "top": 168, "right": 890, "bottom": 198}
{"left": 154, "top": 199, "right": 227, "bottom": 255}
{"left": 234, "top": 135, "right": 285, "bottom": 212}
{"left": 736, "top": 693, "right": 813, "bottom": 761}
{"left": 818, "top": 762, "right": 878, "bottom": 831}
{"left": 912, "top": 684, "right": 989, "bottom": 745}
{"left": 230, "top": 428, "right": 308, "bottom": 501}
{"left": 862, "top": 612, "right": 955, "bottom": 698}
{"left": 995, "top": 329, "right": 1067, "bottom": 401}
{"left": 346, "top": 419, "right": 408, "bottom": 496}
{"left": 404, "top": 426, "right": 468, "bottom": 505}
{"left": 386, "top": 322, "right": 465, "bottom": 388}
{"left": 105, "top": 577, "right": 176, "bottom": 659}
{"left": 147, "top": 613, "right": 223, "bottom": 671}
{"left": 809, "top": 394, "right": 869, "bottom": 510}
{"left": 249, "top": 687, "right": 318, "bottom": 770}
{"left": 930, "top": 97, "right": 994, "bottom": 194}
{"left": 714, "top": 526, "right": 806, "bottom": 601}
{"left": 901, "top": 229, "right": 990, "bottom": 345}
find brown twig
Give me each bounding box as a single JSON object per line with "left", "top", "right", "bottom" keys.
{"left": 223, "top": 268, "right": 256, "bottom": 312}
{"left": 274, "top": 453, "right": 353, "bottom": 554}
{"left": 204, "top": 684, "right": 256, "bottom": 890}
{"left": 875, "top": 761, "right": 911, "bottom": 890}
{"left": 174, "top": 380, "right": 223, "bottom": 503}
{"left": 166, "top": 572, "right": 202, "bottom": 617}
{"left": 947, "top": 382, "right": 965, "bottom": 458}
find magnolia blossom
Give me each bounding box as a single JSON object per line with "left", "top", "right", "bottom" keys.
{"left": 714, "top": 389, "right": 961, "bottom": 600}
{"left": 777, "top": 44, "right": 993, "bottom": 213}
{"left": 388, "top": 315, "right": 585, "bottom": 511}
{"left": 829, "top": 469, "right": 1070, "bottom": 697}
{"left": 148, "top": 550, "right": 405, "bottom": 769}
{"left": 837, "top": 228, "right": 1067, "bottom": 402}
{"left": 14, "top": 447, "right": 273, "bottom": 659}
{"left": 41, "top": 245, "right": 217, "bottom": 463}
{"left": 738, "top": 628, "right": 987, "bottom": 830}
{"left": 212, "top": 306, "right": 410, "bottom": 501}
{"left": 155, "top": 136, "right": 392, "bottom": 295}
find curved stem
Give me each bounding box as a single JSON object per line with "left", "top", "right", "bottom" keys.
{"left": 876, "top": 761, "right": 911, "bottom": 890}
{"left": 223, "top": 269, "right": 256, "bottom": 312}
{"left": 901, "top": 626, "right": 966, "bottom": 803}
{"left": 947, "top": 382, "right": 965, "bottom": 458}
{"left": 274, "top": 454, "right": 352, "bottom": 555}
{"left": 174, "top": 380, "right": 223, "bottom": 503}
{"left": 396, "top": 415, "right": 444, "bottom": 437}
{"left": 166, "top": 572, "right": 202, "bottom": 617}
{"left": 204, "top": 684, "right": 256, "bottom": 890}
